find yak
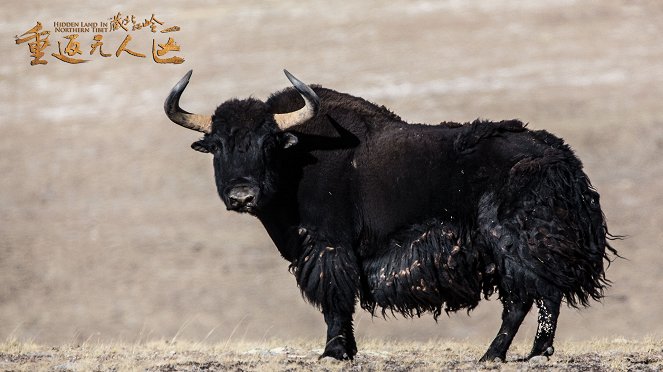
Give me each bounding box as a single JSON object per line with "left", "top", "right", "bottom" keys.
{"left": 163, "top": 70, "right": 617, "bottom": 362}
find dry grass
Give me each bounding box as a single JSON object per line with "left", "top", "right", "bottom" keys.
{"left": 1, "top": 338, "right": 661, "bottom": 371}
{"left": 2, "top": 0, "right": 663, "bottom": 357}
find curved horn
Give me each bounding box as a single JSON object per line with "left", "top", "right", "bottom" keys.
{"left": 164, "top": 70, "right": 213, "bottom": 134}
{"left": 274, "top": 70, "right": 320, "bottom": 130}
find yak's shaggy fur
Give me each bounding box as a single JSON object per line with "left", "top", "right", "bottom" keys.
{"left": 172, "top": 75, "right": 617, "bottom": 362}
{"left": 360, "top": 219, "right": 487, "bottom": 319}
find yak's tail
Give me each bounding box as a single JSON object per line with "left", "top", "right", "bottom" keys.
{"left": 534, "top": 152, "right": 619, "bottom": 307}
{"left": 568, "top": 174, "right": 620, "bottom": 306}
{"left": 492, "top": 141, "right": 620, "bottom": 307}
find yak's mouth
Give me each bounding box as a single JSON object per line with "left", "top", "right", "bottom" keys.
{"left": 229, "top": 204, "right": 257, "bottom": 214}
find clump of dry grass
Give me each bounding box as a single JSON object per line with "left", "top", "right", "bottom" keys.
{"left": 1, "top": 338, "right": 661, "bottom": 371}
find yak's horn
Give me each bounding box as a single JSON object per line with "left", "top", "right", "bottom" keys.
{"left": 164, "top": 70, "right": 213, "bottom": 134}
{"left": 274, "top": 70, "right": 320, "bottom": 130}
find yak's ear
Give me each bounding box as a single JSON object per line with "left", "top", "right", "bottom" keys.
{"left": 191, "top": 140, "right": 211, "bottom": 153}
{"left": 279, "top": 132, "right": 299, "bottom": 149}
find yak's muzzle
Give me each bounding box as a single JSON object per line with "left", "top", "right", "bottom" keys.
{"left": 226, "top": 184, "right": 259, "bottom": 212}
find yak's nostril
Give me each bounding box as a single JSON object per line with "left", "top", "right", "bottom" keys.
{"left": 234, "top": 193, "right": 254, "bottom": 204}
{"left": 227, "top": 186, "right": 257, "bottom": 206}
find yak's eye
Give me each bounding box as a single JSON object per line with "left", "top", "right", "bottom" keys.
{"left": 263, "top": 139, "right": 276, "bottom": 153}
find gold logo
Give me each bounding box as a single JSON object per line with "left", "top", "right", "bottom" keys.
{"left": 15, "top": 12, "right": 184, "bottom": 65}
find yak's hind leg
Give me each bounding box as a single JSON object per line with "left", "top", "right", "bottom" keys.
{"left": 528, "top": 293, "right": 562, "bottom": 359}
{"left": 480, "top": 294, "right": 533, "bottom": 362}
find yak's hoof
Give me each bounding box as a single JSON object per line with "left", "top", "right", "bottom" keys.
{"left": 527, "top": 346, "right": 554, "bottom": 361}
{"left": 319, "top": 336, "right": 355, "bottom": 361}
{"left": 479, "top": 354, "right": 504, "bottom": 363}
{"left": 319, "top": 348, "right": 351, "bottom": 361}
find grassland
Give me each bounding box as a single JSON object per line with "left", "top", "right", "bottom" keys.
{"left": 1, "top": 338, "right": 661, "bottom": 371}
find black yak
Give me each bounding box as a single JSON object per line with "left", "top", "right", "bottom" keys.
{"left": 164, "top": 70, "right": 617, "bottom": 362}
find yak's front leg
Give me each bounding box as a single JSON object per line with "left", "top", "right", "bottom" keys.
{"left": 291, "top": 232, "right": 360, "bottom": 360}
{"left": 322, "top": 309, "right": 357, "bottom": 360}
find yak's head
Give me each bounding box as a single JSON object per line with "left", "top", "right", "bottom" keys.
{"left": 164, "top": 70, "right": 319, "bottom": 214}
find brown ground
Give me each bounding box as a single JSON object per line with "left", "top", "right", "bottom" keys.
{"left": 1, "top": 0, "right": 662, "bottom": 359}
{"left": 2, "top": 339, "right": 662, "bottom": 371}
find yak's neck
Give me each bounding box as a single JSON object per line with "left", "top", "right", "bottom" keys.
{"left": 256, "top": 194, "right": 301, "bottom": 262}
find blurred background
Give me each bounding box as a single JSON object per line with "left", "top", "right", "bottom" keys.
{"left": 1, "top": 0, "right": 662, "bottom": 345}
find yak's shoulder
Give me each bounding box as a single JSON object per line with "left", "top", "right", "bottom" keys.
{"left": 267, "top": 86, "right": 403, "bottom": 124}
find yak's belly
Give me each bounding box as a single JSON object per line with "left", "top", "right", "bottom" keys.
{"left": 361, "top": 220, "right": 485, "bottom": 317}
